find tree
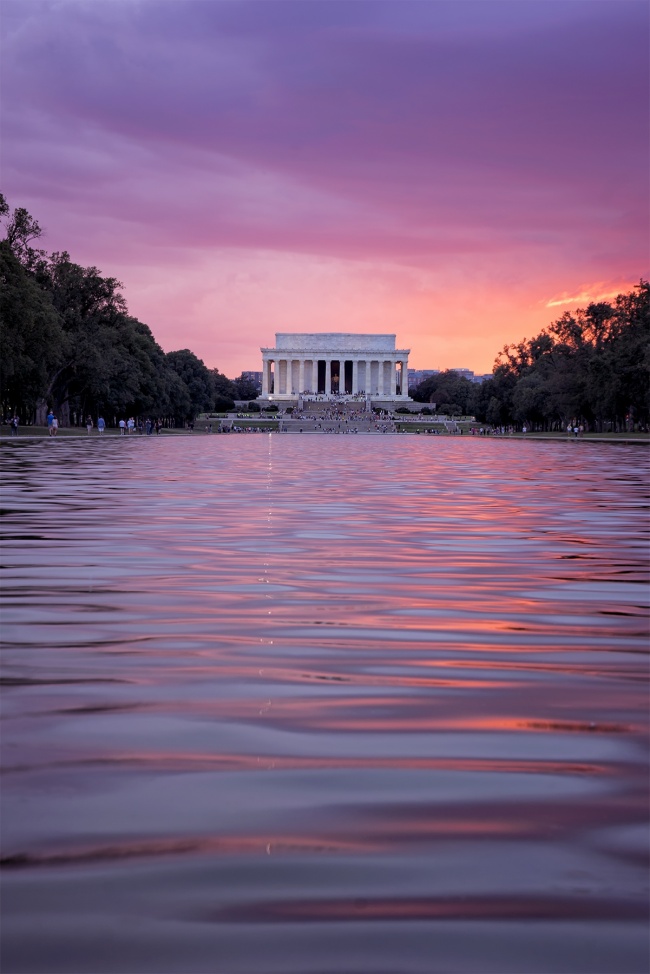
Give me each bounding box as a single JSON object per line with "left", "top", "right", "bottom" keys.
{"left": 167, "top": 349, "right": 213, "bottom": 422}
{"left": 232, "top": 373, "right": 260, "bottom": 400}
{"left": 211, "top": 368, "right": 237, "bottom": 402}
{"left": 411, "top": 370, "right": 475, "bottom": 414}
{"left": 0, "top": 197, "right": 191, "bottom": 424}
{"left": 479, "top": 282, "right": 649, "bottom": 430}
{"left": 0, "top": 242, "right": 66, "bottom": 417}
{"left": 1, "top": 194, "right": 47, "bottom": 271}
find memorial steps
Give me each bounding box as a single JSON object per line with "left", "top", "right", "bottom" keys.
{"left": 280, "top": 401, "right": 396, "bottom": 434}
{"left": 299, "top": 401, "right": 370, "bottom": 416}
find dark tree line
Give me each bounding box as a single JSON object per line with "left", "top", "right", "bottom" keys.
{"left": 413, "top": 283, "right": 649, "bottom": 431}
{"left": 0, "top": 196, "right": 257, "bottom": 427}
{"left": 2, "top": 197, "right": 646, "bottom": 431}
{"left": 411, "top": 369, "right": 478, "bottom": 416}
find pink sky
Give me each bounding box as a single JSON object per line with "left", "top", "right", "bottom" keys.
{"left": 2, "top": 1, "right": 648, "bottom": 377}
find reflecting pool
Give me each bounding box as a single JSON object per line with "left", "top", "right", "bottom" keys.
{"left": 1, "top": 435, "right": 648, "bottom": 973}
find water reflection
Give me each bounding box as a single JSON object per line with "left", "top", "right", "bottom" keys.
{"left": 1, "top": 437, "right": 648, "bottom": 974}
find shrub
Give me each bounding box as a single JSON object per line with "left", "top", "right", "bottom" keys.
{"left": 214, "top": 396, "right": 236, "bottom": 412}
{"left": 263, "top": 404, "right": 279, "bottom": 412}
{"left": 438, "top": 403, "right": 462, "bottom": 417}
{"left": 248, "top": 401, "right": 261, "bottom": 412}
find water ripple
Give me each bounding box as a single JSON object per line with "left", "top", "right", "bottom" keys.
{"left": 1, "top": 437, "right": 648, "bottom": 974}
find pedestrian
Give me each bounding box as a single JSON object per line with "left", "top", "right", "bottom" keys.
{"left": 127, "top": 417, "right": 135, "bottom": 434}
{"left": 97, "top": 416, "right": 105, "bottom": 434}
{"left": 145, "top": 419, "right": 152, "bottom": 435}
{"left": 119, "top": 419, "right": 126, "bottom": 435}
{"left": 47, "top": 410, "right": 55, "bottom": 435}
{"left": 86, "top": 416, "right": 93, "bottom": 434}
{"left": 51, "top": 416, "right": 59, "bottom": 436}
{"left": 10, "top": 415, "right": 19, "bottom": 436}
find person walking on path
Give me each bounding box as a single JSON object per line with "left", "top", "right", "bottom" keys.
{"left": 86, "top": 416, "right": 93, "bottom": 434}
{"left": 51, "top": 416, "right": 59, "bottom": 436}
{"left": 97, "top": 416, "right": 105, "bottom": 435}
{"left": 47, "top": 410, "right": 55, "bottom": 435}
{"left": 119, "top": 419, "right": 126, "bottom": 435}
{"left": 127, "top": 417, "right": 135, "bottom": 434}
{"left": 10, "top": 415, "right": 19, "bottom": 436}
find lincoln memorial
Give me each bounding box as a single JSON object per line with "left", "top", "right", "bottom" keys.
{"left": 260, "top": 333, "right": 411, "bottom": 401}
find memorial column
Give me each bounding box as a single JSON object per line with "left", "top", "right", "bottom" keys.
{"left": 262, "top": 358, "right": 269, "bottom": 397}
{"left": 325, "top": 359, "right": 332, "bottom": 395}
{"left": 299, "top": 358, "right": 305, "bottom": 394}
{"left": 352, "top": 359, "right": 358, "bottom": 395}
{"left": 390, "top": 359, "right": 397, "bottom": 396}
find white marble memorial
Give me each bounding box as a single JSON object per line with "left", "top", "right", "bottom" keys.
{"left": 260, "top": 333, "right": 411, "bottom": 401}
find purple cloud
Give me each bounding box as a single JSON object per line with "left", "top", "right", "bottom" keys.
{"left": 1, "top": 1, "right": 647, "bottom": 374}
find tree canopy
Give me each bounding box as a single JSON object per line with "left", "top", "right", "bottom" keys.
{"left": 474, "top": 285, "right": 650, "bottom": 431}
{"left": 410, "top": 284, "right": 649, "bottom": 431}
{"left": 411, "top": 370, "right": 476, "bottom": 416}
{"left": 0, "top": 195, "right": 254, "bottom": 425}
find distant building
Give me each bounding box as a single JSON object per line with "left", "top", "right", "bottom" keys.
{"left": 408, "top": 368, "right": 492, "bottom": 390}
{"left": 260, "top": 333, "right": 410, "bottom": 400}
{"left": 407, "top": 369, "right": 439, "bottom": 389}
{"left": 449, "top": 369, "right": 493, "bottom": 384}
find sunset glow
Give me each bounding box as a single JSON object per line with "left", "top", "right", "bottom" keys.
{"left": 2, "top": 0, "right": 648, "bottom": 376}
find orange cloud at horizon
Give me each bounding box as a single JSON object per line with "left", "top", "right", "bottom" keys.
{"left": 108, "top": 250, "right": 644, "bottom": 378}
{"left": 545, "top": 281, "right": 640, "bottom": 309}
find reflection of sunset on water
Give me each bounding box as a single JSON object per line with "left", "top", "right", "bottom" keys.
{"left": 1, "top": 437, "right": 648, "bottom": 973}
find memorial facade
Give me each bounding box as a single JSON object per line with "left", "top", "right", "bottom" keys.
{"left": 260, "top": 333, "right": 410, "bottom": 401}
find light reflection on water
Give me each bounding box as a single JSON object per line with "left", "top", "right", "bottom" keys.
{"left": 1, "top": 436, "right": 648, "bottom": 974}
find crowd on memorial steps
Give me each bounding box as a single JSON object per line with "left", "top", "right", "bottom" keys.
{"left": 1, "top": 195, "right": 649, "bottom": 437}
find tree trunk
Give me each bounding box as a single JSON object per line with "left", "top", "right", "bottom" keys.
{"left": 34, "top": 399, "right": 48, "bottom": 426}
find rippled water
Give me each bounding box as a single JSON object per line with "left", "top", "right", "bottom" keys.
{"left": 1, "top": 436, "right": 648, "bottom": 974}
